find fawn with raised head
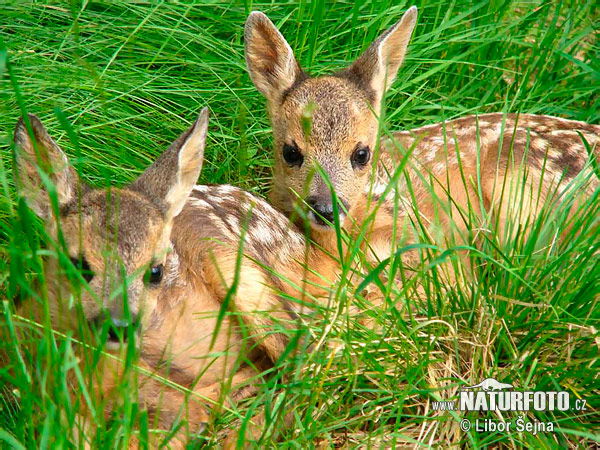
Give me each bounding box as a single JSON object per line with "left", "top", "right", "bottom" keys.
{"left": 9, "top": 110, "right": 336, "bottom": 447}
{"left": 245, "top": 7, "right": 599, "bottom": 267}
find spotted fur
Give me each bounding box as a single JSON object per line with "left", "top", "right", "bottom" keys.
{"left": 11, "top": 111, "right": 336, "bottom": 446}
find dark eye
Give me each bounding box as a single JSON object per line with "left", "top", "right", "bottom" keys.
{"left": 282, "top": 142, "right": 304, "bottom": 167}
{"left": 351, "top": 145, "right": 371, "bottom": 169}
{"left": 146, "top": 264, "right": 164, "bottom": 286}
{"left": 70, "top": 255, "right": 94, "bottom": 283}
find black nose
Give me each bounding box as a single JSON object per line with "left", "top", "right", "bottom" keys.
{"left": 307, "top": 196, "right": 336, "bottom": 226}
{"left": 90, "top": 314, "right": 140, "bottom": 343}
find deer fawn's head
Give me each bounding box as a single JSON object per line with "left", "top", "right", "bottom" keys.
{"left": 14, "top": 110, "right": 208, "bottom": 348}
{"left": 245, "top": 7, "right": 417, "bottom": 230}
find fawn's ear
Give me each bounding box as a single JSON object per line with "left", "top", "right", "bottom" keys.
{"left": 245, "top": 11, "right": 304, "bottom": 103}
{"left": 131, "top": 108, "right": 209, "bottom": 222}
{"left": 14, "top": 114, "right": 79, "bottom": 218}
{"left": 344, "top": 6, "right": 417, "bottom": 110}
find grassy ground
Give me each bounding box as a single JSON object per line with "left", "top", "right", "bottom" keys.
{"left": 0, "top": 0, "right": 598, "bottom": 448}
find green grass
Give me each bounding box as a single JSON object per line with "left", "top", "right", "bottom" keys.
{"left": 0, "top": 0, "right": 599, "bottom": 448}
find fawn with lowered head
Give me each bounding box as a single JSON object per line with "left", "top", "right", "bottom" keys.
{"left": 245, "top": 7, "right": 599, "bottom": 267}
{"left": 10, "top": 109, "right": 336, "bottom": 446}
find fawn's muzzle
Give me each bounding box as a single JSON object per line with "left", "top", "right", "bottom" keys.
{"left": 90, "top": 313, "right": 140, "bottom": 346}
{"left": 307, "top": 196, "right": 349, "bottom": 227}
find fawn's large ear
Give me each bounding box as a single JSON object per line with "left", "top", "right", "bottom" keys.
{"left": 343, "top": 6, "right": 417, "bottom": 110}
{"left": 245, "top": 11, "right": 304, "bottom": 103}
{"left": 14, "top": 114, "right": 79, "bottom": 218}
{"left": 131, "top": 108, "right": 208, "bottom": 222}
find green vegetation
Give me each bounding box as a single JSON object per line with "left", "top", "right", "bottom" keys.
{"left": 0, "top": 1, "right": 598, "bottom": 447}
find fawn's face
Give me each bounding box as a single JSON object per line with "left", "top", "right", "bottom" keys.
{"left": 245, "top": 7, "right": 417, "bottom": 229}
{"left": 14, "top": 110, "right": 208, "bottom": 348}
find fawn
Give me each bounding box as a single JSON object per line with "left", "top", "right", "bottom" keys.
{"left": 245, "top": 7, "right": 599, "bottom": 268}
{"left": 10, "top": 110, "right": 337, "bottom": 447}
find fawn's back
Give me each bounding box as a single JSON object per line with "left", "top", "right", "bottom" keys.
{"left": 386, "top": 113, "right": 599, "bottom": 235}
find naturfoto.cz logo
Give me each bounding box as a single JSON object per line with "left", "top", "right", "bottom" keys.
{"left": 431, "top": 377, "right": 587, "bottom": 413}
{"left": 431, "top": 377, "right": 588, "bottom": 435}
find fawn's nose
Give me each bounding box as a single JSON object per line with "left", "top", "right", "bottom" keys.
{"left": 90, "top": 313, "right": 140, "bottom": 344}
{"left": 307, "top": 196, "right": 348, "bottom": 227}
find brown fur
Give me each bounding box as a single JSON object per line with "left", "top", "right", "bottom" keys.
{"left": 245, "top": 8, "right": 600, "bottom": 267}
{"left": 9, "top": 111, "right": 337, "bottom": 446}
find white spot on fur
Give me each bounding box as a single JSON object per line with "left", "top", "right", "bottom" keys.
{"left": 430, "top": 136, "right": 457, "bottom": 150}
{"left": 427, "top": 146, "right": 438, "bottom": 161}
{"left": 455, "top": 126, "right": 476, "bottom": 137}
{"left": 539, "top": 115, "right": 574, "bottom": 123}
{"left": 515, "top": 139, "right": 527, "bottom": 148}
{"left": 217, "top": 185, "right": 237, "bottom": 195}
{"left": 164, "top": 250, "right": 182, "bottom": 287}
{"left": 488, "top": 122, "right": 503, "bottom": 139}
{"left": 224, "top": 214, "right": 240, "bottom": 235}
{"left": 189, "top": 197, "right": 210, "bottom": 209}
{"left": 368, "top": 181, "right": 387, "bottom": 196}
{"left": 532, "top": 138, "right": 547, "bottom": 150}
{"left": 253, "top": 218, "right": 274, "bottom": 245}
{"left": 433, "top": 162, "right": 447, "bottom": 173}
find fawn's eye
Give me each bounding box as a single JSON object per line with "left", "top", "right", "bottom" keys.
{"left": 70, "top": 255, "right": 94, "bottom": 283}
{"left": 351, "top": 145, "right": 371, "bottom": 169}
{"left": 145, "top": 263, "right": 164, "bottom": 286}
{"left": 282, "top": 142, "right": 304, "bottom": 167}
